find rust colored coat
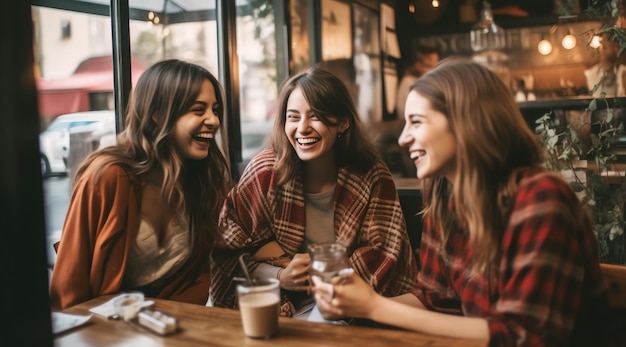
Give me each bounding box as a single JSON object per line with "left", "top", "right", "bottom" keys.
{"left": 50, "top": 164, "right": 211, "bottom": 310}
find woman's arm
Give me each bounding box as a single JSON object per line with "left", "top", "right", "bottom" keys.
{"left": 211, "top": 153, "right": 279, "bottom": 307}
{"left": 369, "top": 295, "right": 488, "bottom": 340}
{"left": 50, "top": 174, "right": 97, "bottom": 310}
{"left": 50, "top": 165, "right": 134, "bottom": 310}
{"left": 390, "top": 292, "right": 426, "bottom": 309}
{"left": 251, "top": 246, "right": 310, "bottom": 292}
{"left": 314, "top": 273, "right": 488, "bottom": 341}
{"left": 340, "top": 165, "right": 418, "bottom": 296}
{"left": 483, "top": 174, "right": 602, "bottom": 346}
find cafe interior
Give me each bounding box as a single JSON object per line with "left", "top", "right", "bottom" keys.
{"left": 4, "top": 0, "right": 626, "bottom": 345}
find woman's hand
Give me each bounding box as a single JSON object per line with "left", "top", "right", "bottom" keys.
{"left": 278, "top": 253, "right": 310, "bottom": 291}
{"left": 312, "top": 271, "right": 379, "bottom": 320}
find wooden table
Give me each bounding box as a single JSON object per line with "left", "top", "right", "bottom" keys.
{"left": 54, "top": 296, "right": 485, "bottom": 347}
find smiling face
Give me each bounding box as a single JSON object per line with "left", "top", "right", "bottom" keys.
{"left": 284, "top": 87, "right": 347, "bottom": 166}
{"left": 398, "top": 91, "right": 457, "bottom": 181}
{"left": 173, "top": 79, "right": 220, "bottom": 160}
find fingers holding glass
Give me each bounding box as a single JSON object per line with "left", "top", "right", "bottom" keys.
{"left": 278, "top": 253, "right": 310, "bottom": 291}
{"left": 308, "top": 243, "right": 354, "bottom": 320}
{"left": 312, "top": 277, "right": 345, "bottom": 319}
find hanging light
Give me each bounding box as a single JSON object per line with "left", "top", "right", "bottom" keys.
{"left": 561, "top": 27, "right": 577, "bottom": 50}
{"left": 470, "top": 1, "right": 506, "bottom": 52}
{"left": 589, "top": 35, "right": 601, "bottom": 48}
{"left": 538, "top": 37, "right": 553, "bottom": 55}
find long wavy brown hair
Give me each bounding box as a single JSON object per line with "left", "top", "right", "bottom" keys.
{"left": 75, "top": 59, "right": 231, "bottom": 247}
{"left": 413, "top": 58, "right": 545, "bottom": 274}
{"left": 269, "top": 66, "right": 380, "bottom": 185}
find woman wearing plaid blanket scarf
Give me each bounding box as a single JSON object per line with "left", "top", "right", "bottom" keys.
{"left": 209, "top": 67, "right": 418, "bottom": 319}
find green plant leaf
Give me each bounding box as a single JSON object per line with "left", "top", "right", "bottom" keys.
{"left": 548, "top": 135, "right": 559, "bottom": 148}
{"left": 570, "top": 182, "right": 585, "bottom": 192}
{"left": 588, "top": 99, "right": 598, "bottom": 111}
{"left": 536, "top": 114, "right": 551, "bottom": 123}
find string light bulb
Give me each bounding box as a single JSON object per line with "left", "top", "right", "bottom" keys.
{"left": 589, "top": 35, "right": 601, "bottom": 49}
{"left": 561, "top": 28, "right": 576, "bottom": 50}
{"left": 432, "top": 0, "right": 440, "bottom": 8}
{"left": 538, "top": 38, "right": 553, "bottom": 55}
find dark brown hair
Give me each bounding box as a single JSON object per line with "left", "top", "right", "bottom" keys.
{"left": 269, "top": 66, "right": 380, "bottom": 185}
{"left": 76, "top": 59, "right": 231, "bottom": 246}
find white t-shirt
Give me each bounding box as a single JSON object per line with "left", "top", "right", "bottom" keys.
{"left": 124, "top": 217, "right": 191, "bottom": 288}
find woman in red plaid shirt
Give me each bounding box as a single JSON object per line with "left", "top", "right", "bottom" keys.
{"left": 314, "top": 59, "right": 611, "bottom": 346}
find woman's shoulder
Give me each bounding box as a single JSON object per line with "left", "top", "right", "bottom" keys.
{"left": 86, "top": 155, "right": 127, "bottom": 173}
{"left": 238, "top": 149, "right": 278, "bottom": 182}
{"left": 515, "top": 170, "right": 579, "bottom": 205}
{"left": 338, "top": 160, "right": 396, "bottom": 196}
{"left": 242, "top": 149, "right": 278, "bottom": 174}
{"left": 78, "top": 156, "right": 136, "bottom": 187}
{"left": 344, "top": 159, "right": 393, "bottom": 181}
{"left": 519, "top": 171, "right": 571, "bottom": 191}
{"left": 248, "top": 149, "right": 277, "bottom": 167}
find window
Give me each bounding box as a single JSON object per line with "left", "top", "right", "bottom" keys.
{"left": 33, "top": 0, "right": 285, "bottom": 269}
{"left": 32, "top": 1, "right": 221, "bottom": 268}
{"left": 33, "top": 6, "right": 116, "bottom": 267}
{"left": 235, "top": 1, "right": 279, "bottom": 164}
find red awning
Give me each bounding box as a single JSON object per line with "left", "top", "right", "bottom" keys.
{"left": 36, "top": 56, "right": 144, "bottom": 117}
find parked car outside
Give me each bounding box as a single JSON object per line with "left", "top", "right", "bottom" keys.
{"left": 39, "top": 110, "right": 115, "bottom": 177}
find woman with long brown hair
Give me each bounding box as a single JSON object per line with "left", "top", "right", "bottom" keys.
{"left": 210, "top": 66, "right": 417, "bottom": 319}
{"left": 50, "top": 59, "right": 231, "bottom": 310}
{"left": 314, "top": 59, "right": 609, "bottom": 345}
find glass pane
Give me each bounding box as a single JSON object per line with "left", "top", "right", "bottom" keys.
{"left": 128, "top": 0, "right": 225, "bottom": 158}
{"left": 32, "top": 6, "right": 117, "bottom": 269}
{"left": 34, "top": 1, "right": 221, "bottom": 269}
{"left": 236, "top": 0, "right": 277, "bottom": 162}
{"left": 129, "top": 0, "right": 219, "bottom": 76}
{"left": 353, "top": 3, "right": 382, "bottom": 124}
{"left": 321, "top": 0, "right": 352, "bottom": 61}
{"left": 289, "top": 0, "right": 311, "bottom": 74}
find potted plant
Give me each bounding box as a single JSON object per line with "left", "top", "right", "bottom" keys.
{"left": 532, "top": 1, "right": 626, "bottom": 264}
{"left": 534, "top": 0, "right": 626, "bottom": 264}
{"left": 535, "top": 100, "right": 625, "bottom": 264}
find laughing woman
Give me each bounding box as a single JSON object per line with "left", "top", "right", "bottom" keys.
{"left": 210, "top": 67, "right": 417, "bottom": 319}
{"left": 313, "top": 59, "right": 611, "bottom": 346}
{"left": 50, "top": 59, "right": 231, "bottom": 310}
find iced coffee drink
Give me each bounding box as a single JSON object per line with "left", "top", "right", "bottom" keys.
{"left": 237, "top": 278, "right": 280, "bottom": 339}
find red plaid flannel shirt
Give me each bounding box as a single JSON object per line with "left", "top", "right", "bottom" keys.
{"left": 413, "top": 172, "right": 609, "bottom": 346}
